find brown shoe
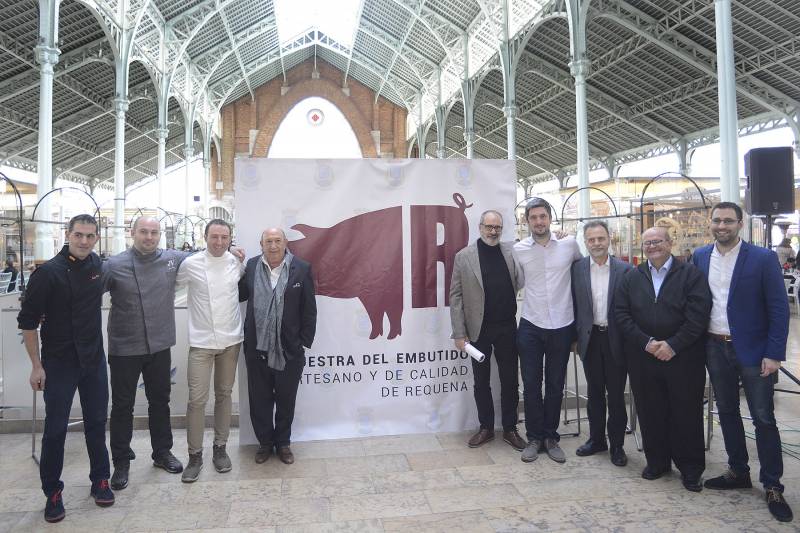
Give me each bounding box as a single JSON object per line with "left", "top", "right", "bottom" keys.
{"left": 467, "top": 429, "right": 495, "bottom": 448}
{"left": 502, "top": 430, "right": 526, "bottom": 451}
{"left": 277, "top": 446, "right": 295, "bottom": 465}
{"left": 255, "top": 445, "right": 272, "bottom": 464}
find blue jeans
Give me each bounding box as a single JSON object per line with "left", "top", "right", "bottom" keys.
{"left": 517, "top": 319, "right": 574, "bottom": 442}
{"left": 40, "top": 353, "right": 110, "bottom": 496}
{"left": 706, "top": 337, "right": 783, "bottom": 491}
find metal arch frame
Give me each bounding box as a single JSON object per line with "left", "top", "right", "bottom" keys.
{"left": 30, "top": 186, "right": 104, "bottom": 256}
{"left": 53, "top": 114, "right": 180, "bottom": 182}
{"left": 525, "top": 111, "right": 796, "bottom": 183}
{"left": 515, "top": 195, "right": 561, "bottom": 224}
{"left": 0, "top": 35, "right": 113, "bottom": 106}
{"left": 357, "top": 19, "right": 437, "bottom": 95}
{"left": 560, "top": 186, "right": 620, "bottom": 223}
{"left": 174, "top": 214, "right": 208, "bottom": 248}
{"left": 187, "top": 16, "right": 278, "bottom": 119}
{"left": 637, "top": 171, "right": 711, "bottom": 260}
{"left": 372, "top": 2, "right": 443, "bottom": 103}
{"left": 128, "top": 206, "right": 147, "bottom": 230}
{"left": 514, "top": 54, "right": 680, "bottom": 143}
{"left": 590, "top": 0, "right": 800, "bottom": 116}
{"left": 208, "top": 32, "right": 416, "bottom": 111}
{"left": 12, "top": 0, "right": 800, "bottom": 194}
{"left": 482, "top": 90, "right": 608, "bottom": 161}
{"left": 162, "top": 0, "right": 241, "bottom": 101}
{"left": 128, "top": 205, "right": 176, "bottom": 232}
{"left": 0, "top": 171, "right": 28, "bottom": 295}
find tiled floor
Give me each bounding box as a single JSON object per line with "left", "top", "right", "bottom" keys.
{"left": 0, "top": 416, "right": 798, "bottom": 532}
{"left": 1, "top": 322, "right": 798, "bottom": 532}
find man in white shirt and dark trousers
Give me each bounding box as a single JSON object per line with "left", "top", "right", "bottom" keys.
{"left": 514, "top": 198, "right": 582, "bottom": 463}
{"left": 176, "top": 219, "right": 245, "bottom": 482}
{"left": 692, "top": 202, "right": 792, "bottom": 522}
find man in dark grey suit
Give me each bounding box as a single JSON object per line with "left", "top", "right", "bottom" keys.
{"left": 570, "top": 220, "right": 631, "bottom": 466}
{"left": 450, "top": 210, "right": 525, "bottom": 451}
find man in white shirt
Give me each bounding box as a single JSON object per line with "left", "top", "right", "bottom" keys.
{"left": 175, "top": 219, "right": 245, "bottom": 482}
{"left": 692, "top": 203, "right": 792, "bottom": 522}
{"left": 514, "top": 198, "right": 582, "bottom": 464}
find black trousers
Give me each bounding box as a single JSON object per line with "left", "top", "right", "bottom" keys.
{"left": 627, "top": 348, "right": 706, "bottom": 477}
{"left": 109, "top": 349, "right": 173, "bottom": 464}
{"left": 40, "top": 353, "right": 110, "bottom": 496}
{"left": 583, "top": 328, "right": 628, "bottom": 448}
{"left": 471, "top": 320, "right": 519, "bottom": 431}
{"left": 246, "top": 354, "right": 305, "bottom": 448}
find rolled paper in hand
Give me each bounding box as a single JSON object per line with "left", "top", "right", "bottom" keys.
{"left": 464, "top": 343, "right": 485, "bottom": 363}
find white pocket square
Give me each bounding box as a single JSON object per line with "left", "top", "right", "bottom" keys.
{"left": 293, "top": 282, "right": 301, "bottom": 288}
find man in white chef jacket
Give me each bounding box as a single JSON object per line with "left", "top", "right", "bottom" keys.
{"left": 175, "top": 219, "right": 245, "bottom": 482}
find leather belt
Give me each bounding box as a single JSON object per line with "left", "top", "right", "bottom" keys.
{"left": 708, "top": 332, "right": 732, "bottom": 342}
{"left": 593, "top": 324, "right": 608, "bottom": 332}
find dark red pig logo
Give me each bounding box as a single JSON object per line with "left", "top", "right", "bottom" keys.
{"left": 288, "top": 193, "right": 472, "bottom": 339}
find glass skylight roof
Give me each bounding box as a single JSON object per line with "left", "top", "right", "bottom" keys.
{"left": 273, "top": 0, "right": 363, "bottom": 48}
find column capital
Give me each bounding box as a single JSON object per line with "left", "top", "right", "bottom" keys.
{"left": 202, "top": 160, "right": 211, "bottom": 170}
{"left": 156, "top": 128, "right": 170, "bottom": 140}
{"left": 34, "top": 45, "right": 60, "bottom": 67}
{"left": 569, "top": 58, "right": 591, "bottom": 78}
{"left": 463, "top": 129, "right": 476, "bottom": 143}
{"left": 113, "top": 97, "right": 129, "bottom": 114}
{"left": 184, "top": 146, "right": 195, "bottom": 158}
{"left": 503, "top": 105, "right": 518, "bottom": 118}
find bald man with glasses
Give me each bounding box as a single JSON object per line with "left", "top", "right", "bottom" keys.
{"left": 615, "top": 226, "right": 711, "bottom": 492}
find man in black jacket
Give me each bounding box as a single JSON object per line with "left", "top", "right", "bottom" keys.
{"left": 239, "top": 228, "right": 317, "bottom": 465}
{"left": 615, "top": 226, "right": 711, "bottom": 492}
{"left": 18, "top": 214, "right": 114, "bottom": 523}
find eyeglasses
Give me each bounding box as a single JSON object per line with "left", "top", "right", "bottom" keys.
{"left": 642, "top": 239, "right": 665, "bottom": 247}
{"left": 710, "top": 218, "right": 741, "bottom": 226}
{"left": 480, "top": 224, "right": 503, "bottom": 232}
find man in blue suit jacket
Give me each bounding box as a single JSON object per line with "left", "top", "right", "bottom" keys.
{"left": 693, "top": 202, "right": 792, "bottom": 523}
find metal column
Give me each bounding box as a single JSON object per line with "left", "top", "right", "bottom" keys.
{"left": 570, "top": 58, "right": 591, "bottom": 221}
{"left": 112, "top": 97, "right": 129, "bottom": 254}
{"left": 156, "top": 127, "right": 169, "bottom": 248}
{"left": 461, "top": 36, "right": 475, "bottom": 160}
{"left": 435, "top": 105, "right": 447, "bottom": 159}
{"left": 714, "top": 0, "right": 740, "bottom": 203}
{"left": 34, "top": 0, "right": 60, "bottom": 261}
{"left": 183, "top": 146, "right": 195, "bottom": 217}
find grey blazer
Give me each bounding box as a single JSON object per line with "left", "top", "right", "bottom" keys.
{"left": 449, "top": 241, "right": 523, "bottom": 341}
{"left": 570, "top": 255, "right": 632, "bottom": 362}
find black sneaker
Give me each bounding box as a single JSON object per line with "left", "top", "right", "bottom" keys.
{"left": 90, "top": 479, "right": 115, "bottom": 507}
{"left": 153, "top": 451, "right": 183, "bottom": 474}
{"left": 110, "top": 461, "right": 129, "bottom": 490}
{"left": 44, "top": 490, "right": 65, "bottom": 523}
{"left": 766, "top": 488, "right": 793, "bottom": 522}
{"left": 703, "top": 468, "right": 752, "bottom": 490}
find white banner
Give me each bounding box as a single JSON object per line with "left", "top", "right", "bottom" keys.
{"left": 235, "top": 158, "right": 517, "bottom": 442}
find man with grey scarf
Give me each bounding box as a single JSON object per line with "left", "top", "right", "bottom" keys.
{"left": 239, "top": 228, "right": 317, "bottom": 465}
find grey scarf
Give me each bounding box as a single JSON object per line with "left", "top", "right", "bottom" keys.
{"left": 254, "top": 251, "right": 293, "bottom": 370}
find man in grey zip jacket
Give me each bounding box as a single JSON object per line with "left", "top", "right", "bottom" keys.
{"left": 103, "top": 217, "right": 190, "bottom": 489}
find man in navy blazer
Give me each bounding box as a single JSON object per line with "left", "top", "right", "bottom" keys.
{"left": 692, "top": 202, "right": 792, "bottom": 523}
{"left": 570, "top": 221, "right": 632, "bottom": 466}
{"left": 239, "top": 228, "right": 317, "bottom": 466}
